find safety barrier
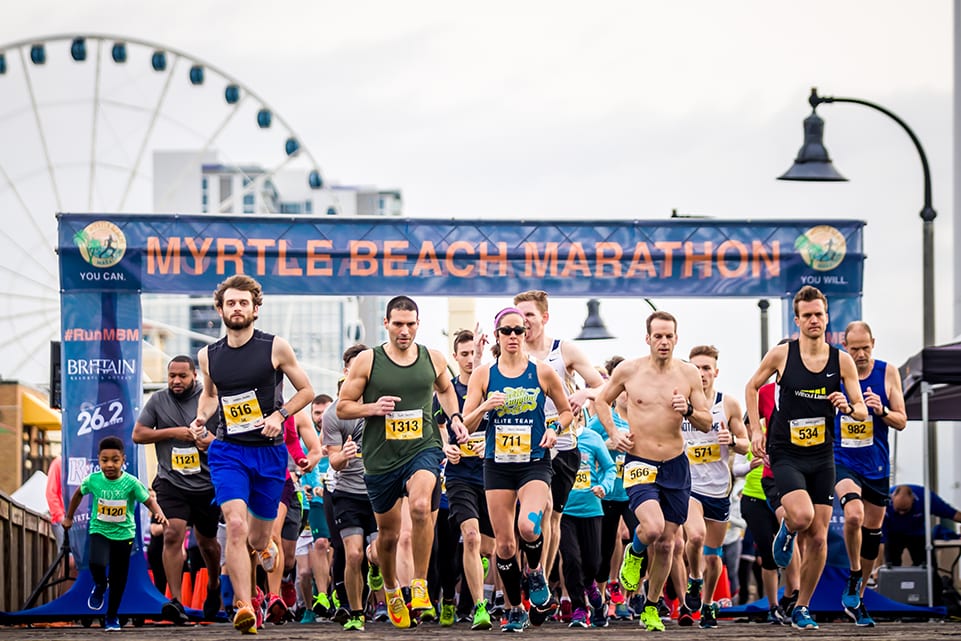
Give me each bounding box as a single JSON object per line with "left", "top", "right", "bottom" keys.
{"left": 0, "top": 492, "right": 58, "bottom": 612}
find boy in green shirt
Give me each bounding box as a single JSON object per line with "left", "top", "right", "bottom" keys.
{"left": 64, "top": 436, "right": 168, "bottom": 631}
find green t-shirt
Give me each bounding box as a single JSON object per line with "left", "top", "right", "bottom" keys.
{"left": 741, "top": 452, "right": 766, "bottom": 501}
{"left": 80, "top": 471, "right": 150, "bottom": 541}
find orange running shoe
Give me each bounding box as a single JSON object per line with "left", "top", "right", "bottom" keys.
{"left": 233, "top": 601, "right": 257, "bottom": 634}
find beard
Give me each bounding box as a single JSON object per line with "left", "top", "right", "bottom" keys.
{"left": 170, "top": 380, "right": 195, "bottom": 399}
{"left": 224, "top": 314, "right": 255, "bottom": 330}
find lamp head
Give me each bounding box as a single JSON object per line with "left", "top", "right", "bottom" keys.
{"left": 778, "top": 110, "right": 847, "bottom": 182}
{"left": 575, "top": 299, "right": 614, "bottom": 341}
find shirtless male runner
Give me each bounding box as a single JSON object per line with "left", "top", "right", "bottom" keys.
{"left": 594, "top": 310, "right": 712, "bottom": 632}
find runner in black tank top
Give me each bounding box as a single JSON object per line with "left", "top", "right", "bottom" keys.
{"left": 744, "top": 286, "right": 866, "bottom": 630}
{"left": 191, "top": 276, "right": 316, "bottom": 633}
{"left": 768, "top": 339, "right": 840, "bottom": 458}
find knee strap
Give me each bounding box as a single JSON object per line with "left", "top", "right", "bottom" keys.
{"left": 861, "top": 527, "right": 882, "bottom": 561}
{"left": 702, "top": 545, "right": 724, "bottom": 558}
{"left": 839, "top": 492, "right": 862, "bottom": 508}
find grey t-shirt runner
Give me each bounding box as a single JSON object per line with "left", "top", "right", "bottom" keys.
{"left": 137, "top": 382, "right": 213, "bottom": 493}
{"left": 321, "top": 398, "right": 366, "bottom": 496}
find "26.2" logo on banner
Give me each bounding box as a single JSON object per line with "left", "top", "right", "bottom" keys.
{"left": 77, "top": 399, "right": 125, "bottom": 436}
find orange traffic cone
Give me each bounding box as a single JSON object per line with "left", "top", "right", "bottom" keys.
{"left": 180, "top": 571, "right": 194, "bottom": 609}
{"left": 192, "top": 568, "right": 209, "bottom": 611}
{"left": 712, "top": 564, "right": 732, "bottom": 604}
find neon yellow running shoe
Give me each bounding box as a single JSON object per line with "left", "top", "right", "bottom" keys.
{"left": 640, "top": 604, "right": 665, "bottom": 632}
{"left": 619, "top": 548, "right": 644, "bottom": 592}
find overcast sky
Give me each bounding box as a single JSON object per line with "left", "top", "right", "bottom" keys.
{"left": 0, "top": 1, "right": 955, "bottom": 484}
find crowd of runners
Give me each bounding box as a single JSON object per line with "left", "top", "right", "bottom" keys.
{"left": 65, "top": 275, "right": 908, "bottom": 633}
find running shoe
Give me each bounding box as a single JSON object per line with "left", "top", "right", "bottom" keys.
{"left": 233, "top": 601, "right": 257, "bottom": 634}
{"left": 410, "top": 578, "right": 432, "bottom": 611}
{"left": 311, "top": 592, "right": 331, "bottom": 618}
{"left": 791, "top": 605, "right": 818, "bottom": 630}
{"left": 608, "top": 580, "right": 626, "bottom": 605}
{"left": 387, "top": 588, "right": 412, "bottom": 629}
{"left": 568, "top": 607, "right": 589, "bottom": 628}
{"left": 586, "top": 581, "right": 603, "bottom": 609}
{"left": 559, "top": 598, "right": 572, "bottom": 622}
{"left": 252, "top": 588, "right": 265, "bottom": 630}
{"left": 841, "top": 573, "right": 862, "bottom": 610}
{"left": 779, "top": 589, "right": 799, "bottom": 616}
{"left": 528, "top": 595, "right": 557, "bottom": 627}
{"left": 767, "top": 605, "right": 789, "bottom": 625}
{"left": 699, "top": 602, "right": 718, "bottom": 629}
{"left": 614, "top": 602, "right": 633, "bottom": 620}
{"left": 440, "top": 599, "right": 456, "bottom": 626}
{"left": 343, "top": 614, "right": 365, "bottom": 631}
{"left": 850, "top": 602, "right": 876, "bottom": 627}
{"left": 685, "top": 577, "right": 703, "bottom": 612}
{"left": 259, "top": 540, "right": 280, "bottom": 573}
{"left": 331, "top": 606, "right": 351, "bottom": 625}
{"left": 491, "top": 592, "right": 505, "bottom": 619}
{"left": 656, "top": 597, "right": 671, "bottom": 620}
{"left": 677, "top": 604, "right": 694, "bottom": 627}
{"left": 619, "top": 548, "right": 644, "bottom": 592}
{"left": 501, "top": 606, "right": 529, "bottom": 633}
{"left": 591, "top": 603, "right": 609, "bottom": 628}
{"left": 526, "top": 567, "right": 550, "bottom": 607}
{"left": 88, "top": 582, "right": 107, "bottom": 611}
{"left": 419, "top": 603, "right": 437, "bottom": 622}
{"left": 482, "top": 556, "right": 490, "bottom": 578}
{"left": 367, "top": 564, "right": 384, "bottom": 592}
{"left": 104, "top": 617, "right": 121, "bottom": 632}
{"left": 373, "top": 602, "right": 389, "bottom": 622}
{"left": 162, "top": 598, "right": 190, "bottom": 625}
{"left": 265, "top": 593, "right": 288, "bottom": 624}
{"left": 298, "top": 609, "right": 316, "bottom": 624}
{"left": 772, "top": 519, "right": 796, "bottom": 569}
{"left": 203, "top": 587, "right": 222, "bottom": 621}
{"left": 471, "top": 598, "right": 492, "bottom": 630}
{"left": 639, "top": 604, "right": 665, "bottom": 632}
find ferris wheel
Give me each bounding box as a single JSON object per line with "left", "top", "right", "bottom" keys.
{"left": 0, "top": 33, "right": 327, "bottom": 388}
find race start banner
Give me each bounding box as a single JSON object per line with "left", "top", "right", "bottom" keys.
{"left": 58, "top": 213, "right": 864, "bottom": 299}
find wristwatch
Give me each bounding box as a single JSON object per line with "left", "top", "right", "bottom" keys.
{"left": 278, "top": 407, "right": 290, "bottom": 420}
{"left": 880, "top": 405, "right": 890, "bottom": 417}
{"left": 683, "top": 400, "right": 694, "bottom": 418}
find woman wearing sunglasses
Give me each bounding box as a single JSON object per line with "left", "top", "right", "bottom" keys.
{"left": 461, "top": 307, "right": 574, "bottom": 632}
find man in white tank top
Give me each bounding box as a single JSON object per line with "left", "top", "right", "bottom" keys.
{"left": 680, "top": 345, "right": 749, "bottom": 628}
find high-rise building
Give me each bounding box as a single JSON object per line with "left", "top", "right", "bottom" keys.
{"left": 144, "top": 151, "right": 397, "bottom": 394}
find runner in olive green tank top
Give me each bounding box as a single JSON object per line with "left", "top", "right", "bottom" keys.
{"left": 362, "top": 343, "right": 443, "bottom": 475}
{"left": 336, "top": 296, "right": 468, "bottom": 629}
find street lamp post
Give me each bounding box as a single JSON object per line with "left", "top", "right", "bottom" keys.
{"left": 779, "top": 87, "right": 937, "bottom": 349}
{"left": 779, "top": 88, "right": 940, "bottom": 606}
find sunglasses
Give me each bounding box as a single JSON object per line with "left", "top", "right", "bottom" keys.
{"left": 497, "top": 326, "right": 526, "bottom": 336}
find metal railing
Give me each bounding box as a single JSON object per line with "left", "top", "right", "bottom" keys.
{"left": 0, "top": 492, "right": 59, "bottom": 612}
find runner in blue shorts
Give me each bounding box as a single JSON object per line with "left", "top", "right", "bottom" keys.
{"left": 191, "top": 275, "right": 315, "bottom": 635}
{"left": 593, "top": 311, "right": 712, "bottom": 632}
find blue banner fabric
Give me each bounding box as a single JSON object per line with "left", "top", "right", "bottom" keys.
{"left": 60, "top": 291, "right": 144, "bottom": 568}
{"left": 58, "top": 214, "right": 864, "bottom": 299}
